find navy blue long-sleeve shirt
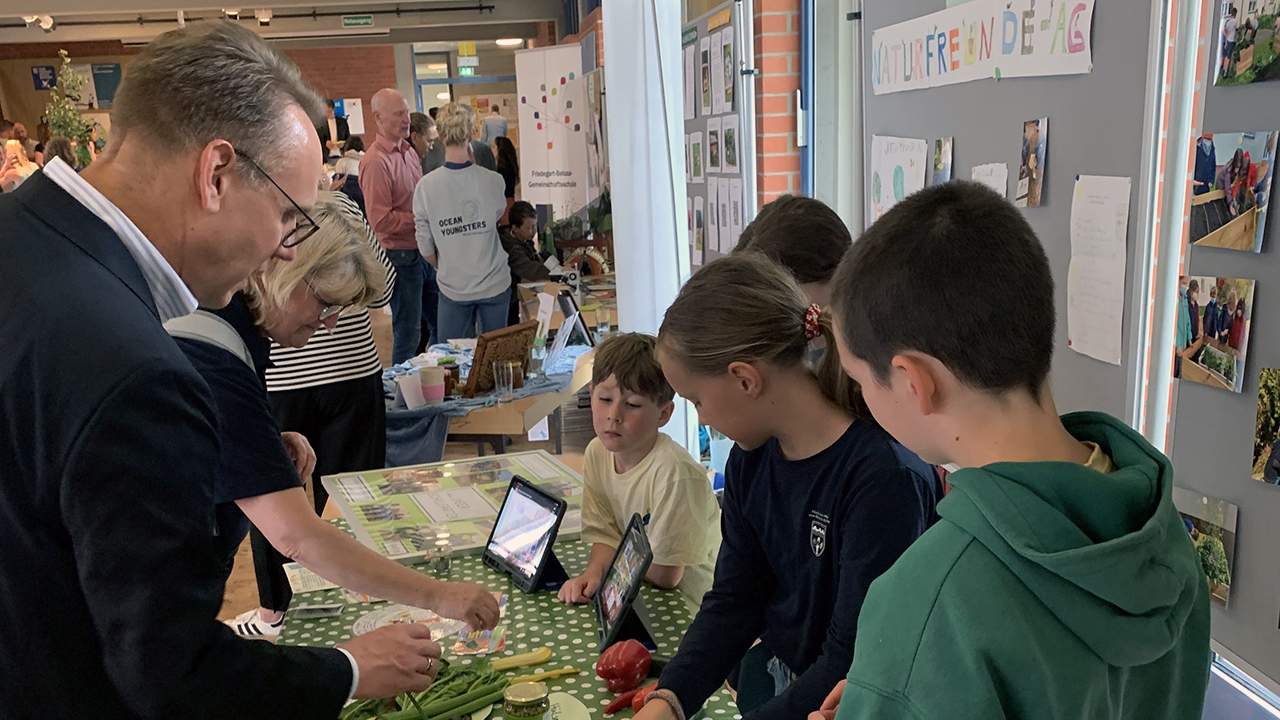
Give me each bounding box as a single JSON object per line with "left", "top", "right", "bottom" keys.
{"left": 658, "top": 420, "right": 941, "bottom": 720}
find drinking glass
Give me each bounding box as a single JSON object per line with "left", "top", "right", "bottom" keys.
{"left": 596, "top": 307, "right": 612, "bottom": 340}
{"left": 493, "top": 360, "right": 516, "bottom": 404}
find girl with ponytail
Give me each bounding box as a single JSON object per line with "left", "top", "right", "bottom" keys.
{"left": 636, "top": 254, "right": 941, "bottom": 720}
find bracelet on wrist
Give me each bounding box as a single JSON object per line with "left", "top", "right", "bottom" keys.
{"left": 646, "top": 688, "right": 686, "bottom": 720}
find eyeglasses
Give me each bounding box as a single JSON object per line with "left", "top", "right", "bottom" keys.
{"left": 233, "top": 149, "right": 319, "bottom": 248}
{"left": 305, "top": 278, "right": 349, "bottom": 321}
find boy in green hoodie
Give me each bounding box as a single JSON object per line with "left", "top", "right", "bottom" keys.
{"left": 815, "top": 181, "right": 1210, "bottom": 720}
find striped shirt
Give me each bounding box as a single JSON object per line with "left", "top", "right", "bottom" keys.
{"left": 265, "top": 192, "right": 396, "bottom": 392}
{"left": 43, "top": 157, "right": 198, "bottom": 322}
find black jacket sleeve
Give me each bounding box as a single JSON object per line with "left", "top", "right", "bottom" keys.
{"left": 748, "top": 465, "right": 935, "bottom": 720}
{"left": 500, "top": 232, "right": 552, "bottom": 282}
{"left": 658, "top": 448, "right": 772, "bottom": 716}
{"left": 62, "top": 361, "right": 351, "bottom": 719}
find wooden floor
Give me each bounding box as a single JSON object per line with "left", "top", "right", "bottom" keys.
{"left": 218, "top": 307, "right": 596, "bottom": 623}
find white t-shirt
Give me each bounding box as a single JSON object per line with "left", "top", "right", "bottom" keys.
{"left": 581, "top": 434, "right": 722, "bottom": 608}
{"left": 412, "top": 162, "right": 511, "bottom": 302}
{"left": 1224, "top": 17, "right": 1239, "bottom": 42}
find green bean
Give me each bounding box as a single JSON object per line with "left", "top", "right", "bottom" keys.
{"left": 378, "top": 681, "right": 508, "bottom": 720}
{"left": 421, "top": 689, "right": 507, "bottom": 720}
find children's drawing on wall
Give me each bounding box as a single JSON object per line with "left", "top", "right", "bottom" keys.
{"left": 699, "top": 36, "right": 712, "bottom": 117}
{"left": 720, "top": 28, "right": 735, "bottom": 111}
{"left": 1172, "top": 487, "right": 1237, "bottom": 609}
{"left": 1252, "top": 368, "right": 1280, "bottom": 483}
{"left": 1190, "top": 131, "right": 1277, "bottom": 252}
{"left": 868, "top": 135, "right": 928, "bottom": 225}
{"left": 723, "top": 116, "right": 739, "bottom": 172}
{"left": 931, "top": 137, "right": 953, "bottom": 185}
{"left": 1215, "top": 4, "right": 1280, "bottom": 86}
{"left": 1174, "top": 276, "right": 1255, "bottom": 393}
{"left": 708, "top": 119, "right": 722, "bottom": 174}
{"left": 1016, "top": 118, "right": 1047, "bottom": 208}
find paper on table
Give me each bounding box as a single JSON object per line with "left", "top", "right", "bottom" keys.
{"left": 971, "top": 163, "right": 1008, "bottom": 196}
{"left": 1067, "top": 175, "right": 1130, "bottom": 365}
{"left": 412, "top": 487, "right": 495, "bottom": 522}
{"left": 711, "top": 29, "right": 726, "bottom": 115}
{"left": 284, "top": 562, "right": 338, "bottom": 594}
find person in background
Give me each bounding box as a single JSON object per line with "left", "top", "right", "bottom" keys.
{"left": 558, "top": 333, "right": 722, "bottom": 610}
{"left": 33, "top": 120, "right": 51, "bottom": 165}
{"left": 317, "top": 99, "right": 350, "bottom": 165}
{"left": 816, "top": 180, "right": 1209, "bottom": 720}
{"left": 1229, "top": 289, "right": 1246, "bottom": 351}
{"left": 733, "top": 194, "right": 852, "bottom": 308}
{"left": 480, "top": 105, "right": 509, "bottom": 146}
{"left": 170, "top": 192, "right": 497, "bottom": 640}
{"left": 1193, "top": 135, "right": 1216, "bottom": 195}
{"left": 0, "top": 21, "right": 442, "bottom": 717}
{"left": 1221, "top": 7, "right": 1239, "bottom": 78}
{"left": 360, "top": 88, "right": 426, "bottom": 364}
{"left": 12, "top": 122, "right": 38, "bottom": 162}
{"left": 1187, "top": 279, "right": 1201, "bottom": 342}
{"left": 639, "top": 254, "right": 940, "bottom": 720}
{"left": 407, "top": 111, "right": 442, "bottom": 353}
{"left": 43, "top": 136, "right": 76, "bottom": 170}
{"left": 428, "top": 106, "right": 439, "bottom": 121}
{"left": 335, "top": 136, "right": 364, "bottom": 177}
{"left": 501, "top": 201, "right": 550, "bottom": 324}
{"left": 1202, "top": 284, "right": 1219, "bottom": 342}
{"left": 0, "top": 140, "right": 37, "bottom": 192}
{"left": 466, "top": 105, "right": 497, "bottom": 171}
{"left": 494, "top": 135, "right": 519, "bottom": 226}
{"left": 413, "top": 102, "right": 510, "bottom": 340}
{"left": 1216, "top": 288, "right": 1235, "bottom": 344}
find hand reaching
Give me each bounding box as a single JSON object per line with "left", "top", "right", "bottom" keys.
{"left": 279, "top": 431, "right": 317, "bottom": 483}
{"left": 432, "top": 582, "right": 501, "bottom": 630}
{"left": 340, "top": 624, "right": 442, "bottom": 699}
{"left": 556, "top": 574, "right": 599, "bottom": 605}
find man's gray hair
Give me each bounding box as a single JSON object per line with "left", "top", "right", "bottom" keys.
{"left": 111, "top": 20, "right": 323, "bottom": 177}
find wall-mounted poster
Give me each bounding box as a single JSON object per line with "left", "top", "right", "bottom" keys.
{"left": 693, "top": 196, "right": 705, "bottom": 257}
{"left": 515, "top": 45, "right": 589, "bottom": 217}
{"left": 711, "top": 30, "right": 727, "bottom": 115}
{"left": 707, "top": 177, "right": 720, "bottom": 253}
{"left": 1214, "top": 5, "right": 1280, "bottom": 86}
{"left": 723, "top": 115, "right": 739, "bottom": 172}
{"left": 931, "top": 137, "right": 953, "bottom": 185}
{"left": 683, "top": 34, "right": 697, "bottom": 120}
{"left": 720, "top": 27, "right": 735, "bottom": 112}
{"left": 1176, "top": 276, "right": 1255, "bottom": 393}
{"left": 1190, "top": 131, "right": 1277, "bottom": 253}
{"left": 971, "top": 162, "right": 1008, "bottom": 196}
{"left": 1253, "top": 368, "right": 1280, "bottom": 483}
{"left": 690, "top": 131, "right": 704, "bottom": 183}
{"left": 1172, "top": 487, "right": 1237, "bottom": 609}
{"left": 699, "top": 36, "right": 713, "bottom": 117}
{"left": 707, "top": 117, "right": 722, "bottom": 174}
{"left": 1016, "top": 117, "right": 1048, "bottom": 208}
{"left": 869, "top": 135, "right": 928, "bottom": 225}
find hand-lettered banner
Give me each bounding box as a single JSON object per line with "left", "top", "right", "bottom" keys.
{"left": 870, "top": 0, "right": 1094, "bottom": 95}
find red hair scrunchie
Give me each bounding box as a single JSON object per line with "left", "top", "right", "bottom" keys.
{"left": 803, "top": 304, "right": 822, "bottom": 341}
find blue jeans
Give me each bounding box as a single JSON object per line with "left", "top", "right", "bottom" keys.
{"left": 421, "top": 263, "right": 439, "bottom": 350}
{"left": 437, "top": 288, "right": 512, "bottom": 342}
{"left": 385, "top": 249, "right": 431, "bottom": 364}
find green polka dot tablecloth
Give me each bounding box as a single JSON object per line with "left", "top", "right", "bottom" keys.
{"left": 278, "top": 521, "right": 741, "bottom": 719}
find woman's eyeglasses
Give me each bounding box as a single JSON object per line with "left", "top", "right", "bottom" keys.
{"left": 305, "top": 278, "right": 349, "bottom": 321}
{"left": 234, "top": 149, "right": 319, "bottom": 248}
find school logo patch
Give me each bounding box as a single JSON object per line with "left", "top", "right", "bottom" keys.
{"left": 810, "top": 521, "right": 827, "bottom": 557}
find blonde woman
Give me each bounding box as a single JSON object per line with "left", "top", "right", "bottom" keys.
{"left": 169, "top": 192, "right": 500, "bottom": 638}
{"left": 413, "top": 102, "right": 511, "bottom": 340}
{"left": 0, "top": 139, "right": 37, "bottom": 191}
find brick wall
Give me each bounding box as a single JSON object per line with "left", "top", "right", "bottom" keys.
{"left": 0, "top": 40, "right": 138, "bottom": 61}
{"left": 562, "top": 7, "right": 604, "bottom": 67}
{"left": 754, "top": 0, "right": 801, "bottom": 206}
{"left": 283, "top": 45, "right": 397, "bottom": 143}
{"left": 533, "top": 21, "right": 558, "bottom": 48}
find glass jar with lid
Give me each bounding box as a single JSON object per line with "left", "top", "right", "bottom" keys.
{"left": 503, "top": 681, "right": 550, "bottom": 718}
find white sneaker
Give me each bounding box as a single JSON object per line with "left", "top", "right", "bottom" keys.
{"left": 225, "top": 608, "right": 284, "bottom": 639}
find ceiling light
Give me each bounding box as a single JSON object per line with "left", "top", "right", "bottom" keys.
{"left": 436, "top": 91, "right": 450, "bottom": 100}
{"left": 427, "top": 62, "right": 447, "bottom": 70}
{"left": 255, "top": 8, "right": 271, "bottom": 25}
{"left": 223, "top": 8, "right": 240, "bottom": 18}
{"left": 495, "top": 38, "right": 524, "bottom": 47}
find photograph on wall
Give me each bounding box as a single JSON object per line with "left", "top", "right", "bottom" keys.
{"left": 1252, "top": 368, "right": 1280, "bottom": 483}
{"left": 723, "top": 115, "right": 739, "bottom": 172}
{"left": 1172, "top": 487, "right": 1237, "bottom": 609}
{"left": 1175, "top": 276, "right": 1255, "bottom": 393}
{"left": 700, "top": 36, "right": 713, "bottom": 116}
{"left": 1190, "top": 131, "right": 1277, "bottom": 252}
{"left": 690, "top": 131, "right": 704, "bottom": 183}
{"left": 1016, "top": 117, "right": 1048, "bottom": 208}
{"left": 869, "top": 135, "right": 929, "bottom": 225}
{"left": 1214, "top": 4, "right": 1280, "bottom": 86}
{"left": 721, "top": 27, "right": 735, "bottom": 111}
{"left": 708, "top": 117, "right": 722, "bottom": 174}
{"left": 931, "top": 137, "right": 953, "bottom": 185}
{"left": 711, "top": 29, "right": 726, "bottom": 115}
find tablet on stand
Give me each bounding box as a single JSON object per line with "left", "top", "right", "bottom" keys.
{"left": 593, "top": 513, "right": 659, "bottom": 653}
{"left": 482, "top": 477, "right": 569, "bottom": 594}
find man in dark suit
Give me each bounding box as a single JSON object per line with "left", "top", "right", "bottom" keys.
{"left": 0, "top": 21, "right": 440, "bottom": 719}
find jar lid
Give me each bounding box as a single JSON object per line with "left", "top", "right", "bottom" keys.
{"left": 504, "top": 681, "right": 549, "bottom": 703}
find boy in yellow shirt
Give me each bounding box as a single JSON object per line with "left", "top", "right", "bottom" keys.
{"left": 557, "top": 333, "right": 722, "bottom": 609}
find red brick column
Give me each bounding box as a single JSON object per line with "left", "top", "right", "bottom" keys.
{"left": 754, "top": 0, "right": 801, "bottom": 207}
{"left": 284, "top": 45, "right": 397, "bottom": 144}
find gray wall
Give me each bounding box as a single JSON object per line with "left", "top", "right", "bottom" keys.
{"left": 860, "top": 1, "right": 1154, "bottom": 419}
{"left": 1169, "top": 0, "right": 1280, "bottom": 685}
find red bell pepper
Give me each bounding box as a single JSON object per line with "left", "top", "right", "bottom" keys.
{"left": 633, "top": 682, "right": 659, "bottom": 712}
{"left": 604, "top": 688, "right": 641, "bottom": 716}
{"left": 596, "top": 640, "right": 652, "bottom": 694}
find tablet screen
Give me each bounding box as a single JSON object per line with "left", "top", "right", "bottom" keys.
{"left": 600, "top": 525, "right": 648, "bottom": 628}
{"left": 487, "top": 481, "right": 560, "bottom": 579}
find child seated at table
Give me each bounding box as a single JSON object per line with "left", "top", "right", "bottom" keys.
{"left": 812, "top": 181, "right": 1209, "bottom": 720}
{"left": 558, "top": 333, "right": 722, "bottom": 609}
